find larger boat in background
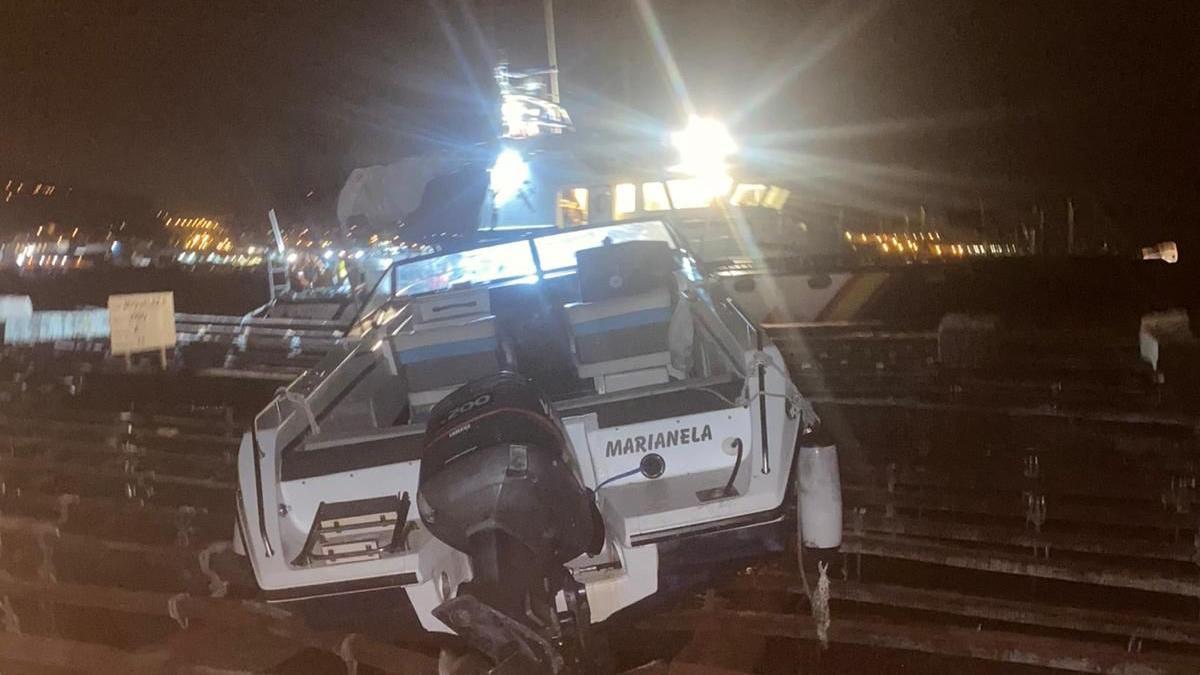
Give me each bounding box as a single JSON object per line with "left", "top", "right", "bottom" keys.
{"left": 330, "top": 77, "right": 1019, "bottom": 331}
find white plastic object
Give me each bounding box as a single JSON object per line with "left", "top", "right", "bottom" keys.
{"left": 797, "top": 443, "right": 843, "bottom": 549}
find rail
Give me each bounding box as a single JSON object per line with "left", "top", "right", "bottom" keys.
{"left": 248, "top": 325, "right": 386, "bottom": 557}
{"left": 4, "top": 313, "right": 1200, "bottom": 672}
{"left": 343, "top": 264, "right": 398, "bottom": 330}
{"left": 725, "top": 296, "right": 772, "bottom": 474}
{"left": 723, "top": 296, "right": 762, "bottom": 348}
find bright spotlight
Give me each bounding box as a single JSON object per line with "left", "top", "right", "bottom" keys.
{"left": 489, "top": 148, "right": 529, "bottom": 206}
{"left": 671, "top": 115, "right": 737, "bottom": 178}
{"left": 500, "top": 97, "right": 530, "bottom": 138}
{"left": 286, "top": 252, "right": 299, "bottom": 264}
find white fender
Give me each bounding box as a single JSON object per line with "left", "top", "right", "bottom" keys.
{"left": 797, "top": 441, "right": 843, "bottom": 549}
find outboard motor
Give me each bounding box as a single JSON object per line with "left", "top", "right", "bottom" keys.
{"left": 418, "top": 372, "right": 604, "bottom": 674}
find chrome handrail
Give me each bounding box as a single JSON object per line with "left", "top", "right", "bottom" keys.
{"left": 345, "top": 264, "right": 397, "bottom": 330}
{"left": 723, "top": 296, "right": 762, "bottom": 347}
{"left": 721, "top": 296, "right": 772, "bottom": 475}
{"left": 249, "top": 425, "right": 275, "bottom": 557}
{"left": 248, "top": 329, "right": 384, "bottom": 558}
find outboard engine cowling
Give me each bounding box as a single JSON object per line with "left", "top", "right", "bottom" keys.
{"left": 418, "top": 372, "right": 603, "bottom": 673}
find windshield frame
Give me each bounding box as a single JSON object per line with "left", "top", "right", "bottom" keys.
{"left": 388, "top": 237, "right": 539, "bottom": 298}
{"left": 355, "top": 219, "right": 686, "bottom": 326}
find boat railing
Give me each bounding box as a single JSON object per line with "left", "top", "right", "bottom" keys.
{"left": 345, "top": 263, "right": 399, "bottom": 331}
{"left": 248, "top": 324, "right": 389, "bottom": 558}
{"left": 682, "top": 289, "right": 750, "bottom": 381}
{"left": 254, "top": 328, "right": 382, "bottom": 435}
{"left": 720, "top": 295, "right": 775, "bottom": 474}
{"left": 723, "top": 296, "right": 763, "bottom": 351}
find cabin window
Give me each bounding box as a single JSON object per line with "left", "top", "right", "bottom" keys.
{"left": 557, "top": 187, "right": 588, "bottom": 227}
{"left": 666, "top": 177, "right": 732, "bottom": 209}
{"left": 614, "top": 183, "right": 637, "bottom": 219}
{"left": 762, "top": 186, "right": 791, "bottom": 210}
{"left": 730, "top": 183, "right": 767, "bottom": 207}
{"left": 642, "top": 182, "right": 671, "bottom": 211}
{"left": 589, "top": 186, "right": 613, "bottom": 224}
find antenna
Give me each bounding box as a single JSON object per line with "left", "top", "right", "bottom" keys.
{"left": 544, "top": 0, "right": 560, "bottom": 103}
{"left": 493, "top": 1, "right": 572, "bottom": 139}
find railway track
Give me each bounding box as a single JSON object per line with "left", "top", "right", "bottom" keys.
{"left": 0, "top": 322, "right": 1195, "bottom": 673}
{"left": 0, "top": 403, "right": 444, "bottom": 674}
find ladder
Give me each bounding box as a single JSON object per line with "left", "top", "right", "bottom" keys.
{"left": 267, "top": 208, "right": 291, "bottom": 301}
{"left": 267, "top": 256, "right": 291, "bottom": 301}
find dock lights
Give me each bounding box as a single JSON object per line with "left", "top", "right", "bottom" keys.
{"left": 489, "top": 147, "right": 530, "bottom": 207}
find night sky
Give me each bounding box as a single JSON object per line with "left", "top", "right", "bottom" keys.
{"left": 2, "top": 1, "right": 1197, "bottom": 243}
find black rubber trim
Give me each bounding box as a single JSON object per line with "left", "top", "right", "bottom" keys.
{"left": 282, "top": 434, "right": 424, "bottom": 481}
{"left": 262, "top": 572, "right": 420, "bottom": 603}
{"left": 629, "top": 502, "right": 787, "bottom": 547}
{"left": 656, "top": 512, "right": 788, "bottom": 572}
{"left": 756, "top": 326, "right": 770, "bottom": 474}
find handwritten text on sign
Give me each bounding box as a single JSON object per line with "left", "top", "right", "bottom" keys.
{"left": 108, "top": 292, "right": 176, "bottom": 355}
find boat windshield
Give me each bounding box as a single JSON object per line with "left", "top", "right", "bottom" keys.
{"left": 358, "top": 220, "right": 679, "bottom": 323}
{"left": 533, "top": 220, "right": 676, "bottom": 272}
{"left": 391, "top": 239, "right": 536, "bottom": 296}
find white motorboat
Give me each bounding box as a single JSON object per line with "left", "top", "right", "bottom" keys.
{"left": 234, "top": 218, "right": 841, "bottom": 673}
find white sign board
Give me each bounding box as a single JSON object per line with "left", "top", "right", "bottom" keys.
{"left": 108, "top": 292, "right": 176, "bottom": 355}
{"left": 0, "top": 296, "right": 33, "bottom": 322}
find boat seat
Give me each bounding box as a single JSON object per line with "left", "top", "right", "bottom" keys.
{"left": 391, "top": 315, "right": 499, "bottom": 412}
{"left": 565, "top": 286, "right": 673, "bottom": 393}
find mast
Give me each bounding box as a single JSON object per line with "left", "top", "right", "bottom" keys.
{"left": 544, "top": 0, "right": 560, "bottom": 103}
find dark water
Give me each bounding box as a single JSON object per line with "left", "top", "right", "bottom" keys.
{"left": 0, "top": 265, "right": 271, "bottom": 314}
{"left": 843, "top": 257, "right": 1197, "bottom": 331}
{"left": 3, "top": 257, "right": 1194, "bottom": 327}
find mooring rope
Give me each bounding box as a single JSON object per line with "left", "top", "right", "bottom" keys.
{"left": 197, "top": 541, "right": 230, "bottom": 598}
{"left": 167, "top": 592, "right": 189, "bottom": 629}
{"left": 813, "top": 561, "right": 832, "bottom": 648}
{"left": 339, "top": 633, "right": 359, "bottom": 675}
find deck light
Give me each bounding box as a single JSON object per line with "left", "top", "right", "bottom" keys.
{"left": 671, "top": 115, "right": 736, "bottom": 178}
{"left": 670, "top": 116, "right": 736, "bottom": 203}
{"left": 489, "top": 148, "right": 529, "bottom": 206}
